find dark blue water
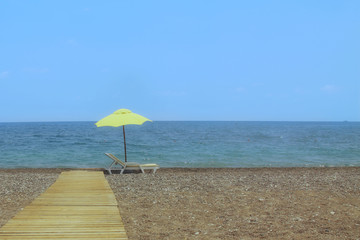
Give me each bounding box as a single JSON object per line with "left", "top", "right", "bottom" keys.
{"left": 0, "top": 121, "right": 359, "bottom": 168}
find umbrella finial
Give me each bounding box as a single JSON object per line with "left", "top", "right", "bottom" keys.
{"left": 114, "top": 109, "right": 132, "bottom": 114}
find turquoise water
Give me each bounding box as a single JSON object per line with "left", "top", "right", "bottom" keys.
{"left": 0, "top": 121, "right": 359, "bottom": 168}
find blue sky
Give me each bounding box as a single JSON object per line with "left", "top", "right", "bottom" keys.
{"left": 1, "top": 1, "right": 359, "bottom": 122}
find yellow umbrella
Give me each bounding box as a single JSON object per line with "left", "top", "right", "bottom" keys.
{"left": 95, "top": 109, "right": 152, "bottom": 162}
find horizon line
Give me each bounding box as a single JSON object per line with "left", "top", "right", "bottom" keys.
{"left": 0, "top": 120, "right": 358, "bottom": 124}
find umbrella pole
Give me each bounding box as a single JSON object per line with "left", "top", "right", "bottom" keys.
{"left": 123, "top": 126, "right": 127, "bottom": 162}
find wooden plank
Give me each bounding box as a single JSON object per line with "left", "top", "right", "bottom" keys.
{"left": 0, "top": 170, "right": 128, "bottom": 239}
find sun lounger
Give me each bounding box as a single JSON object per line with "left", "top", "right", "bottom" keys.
{"left": 105, "top": 153, "right": 160, "bottom": 174}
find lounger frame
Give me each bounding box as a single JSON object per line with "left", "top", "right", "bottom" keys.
{"left": 105, "top": 153, "right": 159, "bottom": 174}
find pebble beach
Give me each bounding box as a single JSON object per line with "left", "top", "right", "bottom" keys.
{"left": 1, "top": 167, "right": 360, "bottom": 239}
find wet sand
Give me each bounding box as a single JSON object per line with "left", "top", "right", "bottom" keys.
{"left": 1, "top": 167, "right": 360, "bottom": 239}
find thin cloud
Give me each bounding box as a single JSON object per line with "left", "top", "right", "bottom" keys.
{"left": 235, "top": 87, "right": 246, "bottom": 93}
{"left": 158, "top": 90, "right": 187, "bottom": 97}
{"left": 23, "top": 67, "right": 49, "bottom": 73}
{"left": 0, "top": 71, "right": 9, "bottom": 79}
{"left": 321, "top": 84, "right": 338, "bottom": 94}
{"left": 66, "top": 39, "right": 78, "bottom": 46}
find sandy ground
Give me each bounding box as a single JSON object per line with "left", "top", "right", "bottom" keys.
{"left": 1, "top": 167, "right": 360, "bottom": 239}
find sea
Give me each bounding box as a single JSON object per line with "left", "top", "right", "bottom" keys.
{"left": 0, "top": 121, "right": 359, "bottom": 168}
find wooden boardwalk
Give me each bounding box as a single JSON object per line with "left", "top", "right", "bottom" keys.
{"left": 0, "top": 170, "right": 128, "bottom": 239}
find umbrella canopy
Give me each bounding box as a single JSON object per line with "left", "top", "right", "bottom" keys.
{"left": 95, "top": 109, "right": 152, "bottom": 162}
{"left": 96, "top": 109, "right": 151, "bottom": 127}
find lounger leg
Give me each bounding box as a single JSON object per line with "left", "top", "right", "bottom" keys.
{"left": 107, "top": 161, "right": 116, "bottom": 175}
{"left": 120, "top": 168, "right": 125, "bottom": 174}
{"left": 139, "top": 167, "right": 145, "bottom": 174}
{"left": 153, "top": 168, "right": 157, "bottom": 174}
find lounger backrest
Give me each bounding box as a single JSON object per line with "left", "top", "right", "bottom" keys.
{"left": 105, "top": 153, "right": 126, "bottom": 167}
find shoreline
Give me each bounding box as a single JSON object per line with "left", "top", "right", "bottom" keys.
{"left": 1, "top": 167, "right": 359, "bottom": 239}
{"left": 0, "top": 166, "right": 359, "bottom": 170}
